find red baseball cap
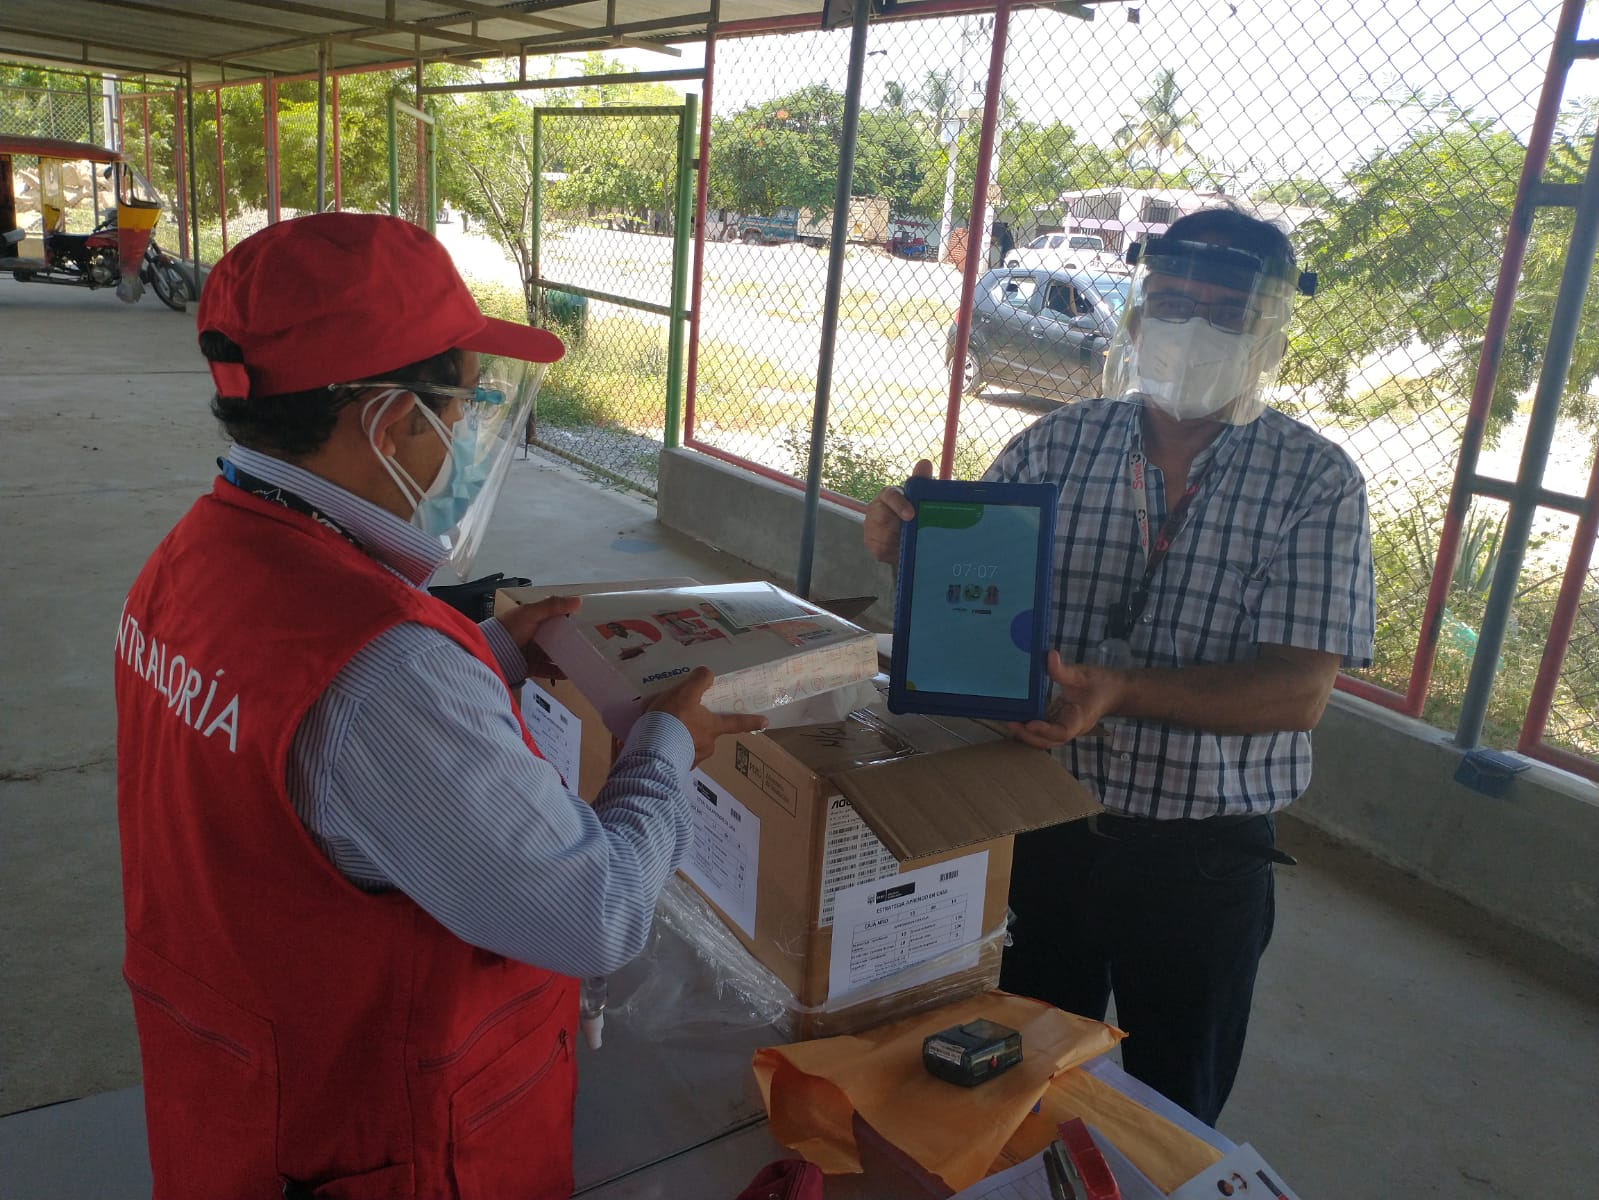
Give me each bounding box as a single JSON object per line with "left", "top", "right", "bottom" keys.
{"left": 197, "top": 212, "right": 563, "bottom": 399}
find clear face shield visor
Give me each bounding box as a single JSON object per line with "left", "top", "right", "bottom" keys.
{"left": 1102, "top": 238, "right": 1316, "bottom": 425}
{"left": 360, "top": 354, "right": 545, "bottom": 580}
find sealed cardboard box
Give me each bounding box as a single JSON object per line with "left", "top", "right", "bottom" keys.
{"left": 533, "top": 582, "right": 878, "bottom": 740}
{"left": 682, "top": 690, "right": 1099, "bottom": 1033}
{"left": 497, "top": 579, "right": 697, "bottom": 802}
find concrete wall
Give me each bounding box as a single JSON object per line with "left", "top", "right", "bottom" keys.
{"left": 658, "top": 446, "right": 1599, "bottom": 965}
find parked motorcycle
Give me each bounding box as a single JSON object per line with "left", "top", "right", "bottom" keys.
{"left": 140, "top": 239, "right": 192, "bottom": 312}
{"left": 1, "top": 135, "right": 190, "bottom": 312}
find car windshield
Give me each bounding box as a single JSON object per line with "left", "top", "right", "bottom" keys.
{"left": 1068, "top": 236, "right": 1101, "bottom": 249}
{"left": 1089, "top": 277, "right": 1132, "bottom": 314}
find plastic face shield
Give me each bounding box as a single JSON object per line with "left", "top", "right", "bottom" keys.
{"left": 436, "top": 354, "right": 543, "bottom": 579}
{"left": 360, "top": 355, "right": 543, "bottom": 579}
{"left": 1102, "top": 238, "right": 1315, "bottom": 425}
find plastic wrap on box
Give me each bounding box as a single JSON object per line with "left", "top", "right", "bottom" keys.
{"left": 612, "top": 876, "right": 1010, "bottom": 1042}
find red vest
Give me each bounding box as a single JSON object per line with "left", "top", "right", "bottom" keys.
{"left": 115, "top": 481, "right": 577, "bottom": 1199}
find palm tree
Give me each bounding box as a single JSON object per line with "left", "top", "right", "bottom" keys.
{"left": 1114, "top": 68, "right": 1200, "bottom": 175}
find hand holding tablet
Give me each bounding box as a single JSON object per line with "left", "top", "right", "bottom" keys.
{"left": 888, "top": 476, "right": 1059, "bottom": 722}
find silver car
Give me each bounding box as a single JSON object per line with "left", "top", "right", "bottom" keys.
{"left": 946, "top": 266, "right": 1133, "bottom": 403}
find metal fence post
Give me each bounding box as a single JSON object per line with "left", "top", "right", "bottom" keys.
{"left": 683, "top": 25, "right": 717, "bottom": 448}
{"left": 387, "top": 95, "right": 400, "bottom": 217}
{"left": 794, "top": 0, "right": 872, "bottom": 599}
{"left": 664, "top": 93, "right": 698, "bottom": 451}
{"left": 1455, "top": 112, "right": 1599, "bottom": 748}
{"left": 530, "top": 112, "right": 543, "bottom": 322}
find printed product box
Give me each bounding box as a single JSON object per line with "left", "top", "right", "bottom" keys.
{"left": 496, "top": 579, "right": 698, "bottom": 802}
{"left": 532, "top": 582, "right": 879, "bottom": 740}
{"left": 682, "top": 688, "right": 1100, "bottom": 1034}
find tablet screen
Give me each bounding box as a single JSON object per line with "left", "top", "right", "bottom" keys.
{"left": 902, "top": 498, "right": 1044, "bottom": 700}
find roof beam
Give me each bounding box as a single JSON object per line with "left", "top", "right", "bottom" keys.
{"left": 71, "top": 0, "right": 333, "bottom": 41}
{"left": 0, "top": 42, "right": 186, "bottom": 79}
{"left": 0, "top": 25, "right": 266, "bottom": 76}
{"left": 407, "top": 0, "right": 681, "bottom": 56}
{"left": 234, "top": 0, "right": 520, "bottom": 54}
{"left": 516, "top": 12, "right": 714, "bottom": 53}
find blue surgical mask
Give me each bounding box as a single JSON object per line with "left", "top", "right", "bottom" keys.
{"left": 364, "top": 390, "right": 491, "bottom": 537}
{"left": 413, "top": 411, "right": 492, "bottom": 537}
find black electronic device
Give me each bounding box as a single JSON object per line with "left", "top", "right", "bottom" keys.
{"left": 921, "top": 1019, "right": 1023, "bottom": 1087}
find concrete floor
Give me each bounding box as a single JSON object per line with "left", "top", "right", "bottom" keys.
{"left": 2, "top": 281, "right": 1596, "bottom": 1196}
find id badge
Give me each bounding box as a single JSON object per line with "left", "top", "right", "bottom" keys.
{"left": 1096, "top": 638, "right": 1133, "bottom": 668}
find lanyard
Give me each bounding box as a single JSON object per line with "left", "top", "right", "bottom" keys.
{"left": 217, "top": 458, "right": 364, "bottom": 551}
{"left": 1108, "top": 449, "right": 1212, "bottom": 641}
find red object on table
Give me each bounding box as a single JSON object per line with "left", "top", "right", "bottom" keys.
{"left": 1058, "top": 1117, "right": 1121, "bottom": 1200}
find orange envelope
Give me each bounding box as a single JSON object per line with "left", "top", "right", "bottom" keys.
{"left": 753, "top": 991, "right": 1123, "bottom": 1192}
{"left": 996, "top": 1065, "right": 1226, "bottom": 1193}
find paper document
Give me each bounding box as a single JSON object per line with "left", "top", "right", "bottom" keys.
{"left": 1167, "top": 1144, "right": 1301, "bottom": 1200}
{"left": 817, "top": 797, "right": 901, "bottom": 926}
{"left": 827, "top": 850, "right": 986, "bottom": 1000}
{"left": 521, "top": 681, "right": 583, "bottom": 791}
{"left": 946, "top": 1153, "right": 1052, "bottom": 1200}
{"left": 680, "top": 770, "right": 760, "bottom": 938}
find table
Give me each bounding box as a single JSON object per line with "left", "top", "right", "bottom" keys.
{"left": 0, "top": 956, "right": 1230, "bottom": 1200}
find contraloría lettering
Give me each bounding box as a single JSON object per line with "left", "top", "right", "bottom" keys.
{"left": 116, "top": 603, "right": 241, "bottom": 753}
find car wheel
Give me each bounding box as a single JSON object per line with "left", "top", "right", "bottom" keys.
{"left": 741, "top": 229, "right": 764, "bottom": 245}
{"left": 962, "top": 350, "right": 983, "bottom": 396}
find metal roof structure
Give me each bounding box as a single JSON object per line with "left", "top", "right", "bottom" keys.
{"left": 0, "top": 1, "right": 844, "bottom": 83}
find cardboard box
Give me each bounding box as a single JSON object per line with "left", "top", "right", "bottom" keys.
{"left": 682, "top": 690, "right": 1099, "bottom": 1034}
{"left": 533, "top": 582, "right": 878, "bottom": 741}
{"left": 497, "top": 579, "right": 698, "bottom": 802}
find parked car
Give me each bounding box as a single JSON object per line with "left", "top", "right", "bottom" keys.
{"left": 1004, "top": 231, "right": 1126, "bottom": 274}
{"left": 945, "top": 266, "right": 1132, "bottom": 403}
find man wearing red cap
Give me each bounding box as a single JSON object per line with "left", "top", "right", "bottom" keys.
{"left": 114, "top": 213, "right": 765, "bottom": 1199}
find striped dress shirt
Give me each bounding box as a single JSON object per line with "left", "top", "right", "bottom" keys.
{"left": 983, "top": 400, "right": 1375, "bottom": 819}
{"left": 225, "top": 445, "right": 696, "bottom": 978}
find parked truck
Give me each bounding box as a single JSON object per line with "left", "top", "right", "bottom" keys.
{"left": 726, "top": 195, "right": 892, "bottom": 247}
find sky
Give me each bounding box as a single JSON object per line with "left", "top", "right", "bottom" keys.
{"left": 595, "top": 0, "right": 1597, "bottom": 190}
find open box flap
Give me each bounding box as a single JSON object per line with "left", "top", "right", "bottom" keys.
{"left": 833, "top": 741, "right": 1099, "bottom": 861}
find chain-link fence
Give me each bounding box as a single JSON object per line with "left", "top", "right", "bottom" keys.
{"left": 0, "top": 81, "right": 99, "bottom": 142}
{"left": 678, "top": 2, "right": 1598, "bottom": 763}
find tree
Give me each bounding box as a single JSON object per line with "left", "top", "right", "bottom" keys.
{"left": 1114, "top": 68, "right": 1200, "bottom": 174}
{"left": 1285, "top": 96, "right": 1599, "bottom": 432}
{"left": 436, "top": 57, "right": 688, "bottom": 321}
{"left": 1250, "top": 176, "right": 1340, "bottom": 210}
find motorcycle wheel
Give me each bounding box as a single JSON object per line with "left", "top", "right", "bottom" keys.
{"left": 151, "top": 262, "right": 191, "bottom": 312}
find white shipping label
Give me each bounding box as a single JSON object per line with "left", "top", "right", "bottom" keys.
{"left": 704, "top": 585, "right": 811, "bottom": 629}
{"left": 681, "top": 770, "right": 760, "bottom": 938}
{"left": 522, "top": 681, "right": 584, "bottom": 793}
{"left": 827, "top": 850, "right": 988, "bottom": 1002}
{"left": 817, "top": 797, "right": 902, "bottom": 927}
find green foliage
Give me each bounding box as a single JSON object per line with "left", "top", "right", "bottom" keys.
{"left": 1113, "top": 68, "right": 1200, "bottom": 173}
{"left": 1250, "top": 175, "right": 1340, "bottom": 209}
{"left": 1326, "top": 374, "right": 1458, "bottom": 425}
{"left": 1286, "top": 96, "right": 1599, "bottom": 435}
{"left": 435, "top": 56, "right": 686, "bottom": 322}
{"left": 708, "top": 84, "right": 857, "bottom": 217}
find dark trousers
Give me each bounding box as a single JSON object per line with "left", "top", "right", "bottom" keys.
{"left": 999, "top": 814, "right": 1278, "bottom": 1126}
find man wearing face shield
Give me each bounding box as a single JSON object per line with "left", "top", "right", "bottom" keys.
{"left": 864, "top": 209, "right": 1374, "bottom": 1124}
{"left": 114, "top": 213, "right": 767, "bottom": 1199}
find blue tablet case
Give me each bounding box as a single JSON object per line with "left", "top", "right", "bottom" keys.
{"left": 888, "top": 477, "right": 1058, "bottom": 721}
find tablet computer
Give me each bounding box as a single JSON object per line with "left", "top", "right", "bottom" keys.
{"left": 888, "top": 477, "right": 1058, "bottom": 722}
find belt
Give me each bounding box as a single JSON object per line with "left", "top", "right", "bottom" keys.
{"left": 1084, "top": 811, "right": 1297, "bottom": 865}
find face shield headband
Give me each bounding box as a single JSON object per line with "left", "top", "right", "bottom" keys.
{"left": 1103, "top": 238, "right": 1316, "bottom": 425}
{"left": 352, "top": 355, "right": 544, "bottom": 579}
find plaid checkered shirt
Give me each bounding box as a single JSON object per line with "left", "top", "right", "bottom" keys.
{"left": 983, "top": 398, "right": 1375, "bottom": 819}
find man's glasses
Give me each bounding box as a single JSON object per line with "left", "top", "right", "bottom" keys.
{"left": 336, "top": 378, "right": 508, "bottom": 405}
{"left": 1144, "top": 290, "right": 1260, "bottom": 334}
